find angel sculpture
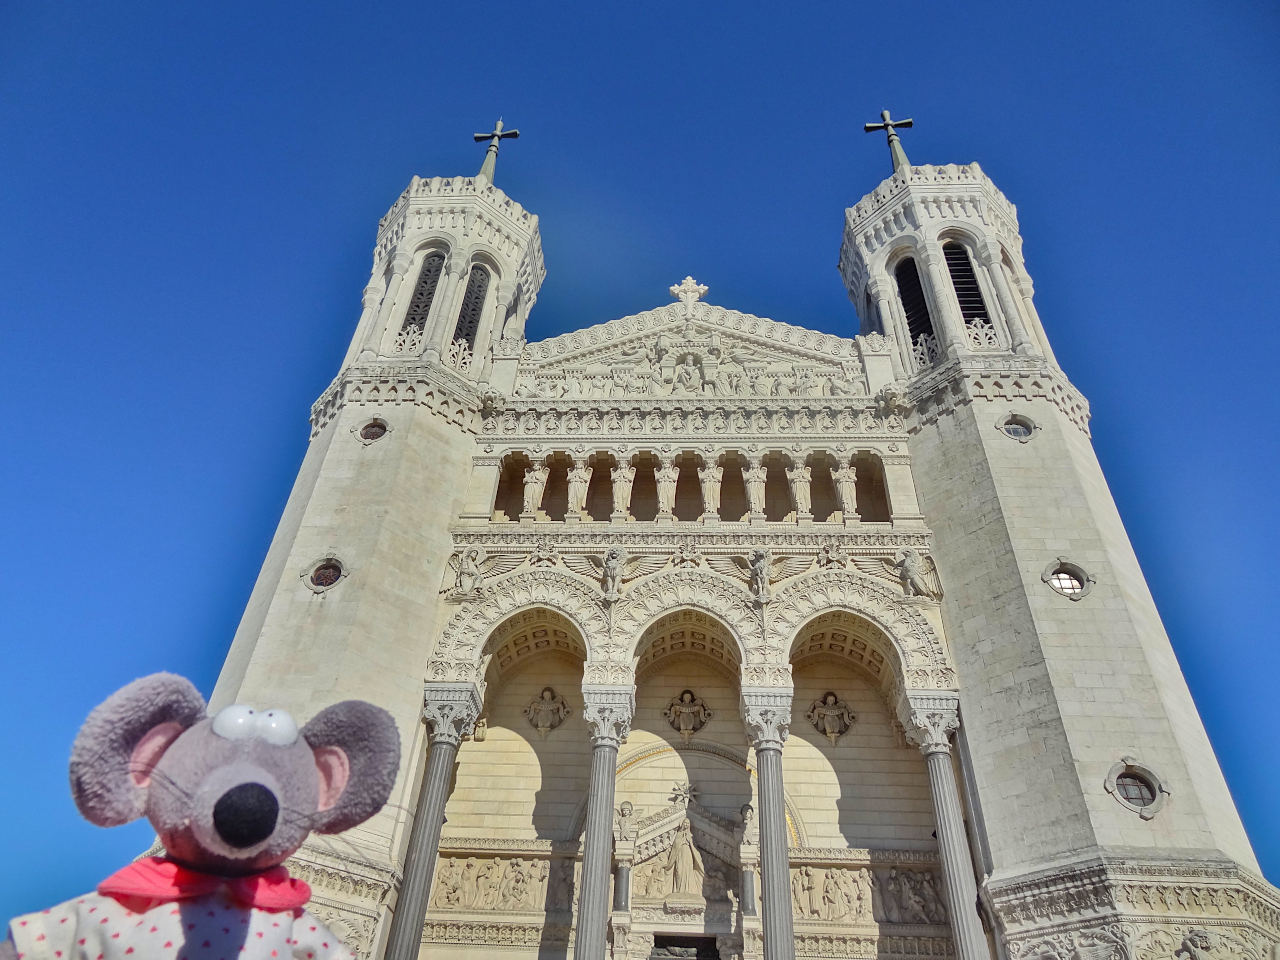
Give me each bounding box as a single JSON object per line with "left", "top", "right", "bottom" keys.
{"left": 562, "top": 548, "right": 667, "bottom": 602}
{"left": 445, "top": 547, "right": 525, "bottom": 599}
{"left": 665, "top": 690, "right": 712, "bottom": 741}
{"left": 524, "top": 687, "right": 571, "bottom": 737}
{"left": 706, "top": 549, "right": 813, "bottom": 603}
{"left": 807, "top": 692, "right": 856, "bottom": 744}
{"left": 851, "top": 548, "right": 943, "bottom": 601}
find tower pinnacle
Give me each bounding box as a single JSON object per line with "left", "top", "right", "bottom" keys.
{"left": 473, "top": 118, "right": 520, "bottom": 183}
{"left": 863, "top": 109, "right": 913, "bottom": 175}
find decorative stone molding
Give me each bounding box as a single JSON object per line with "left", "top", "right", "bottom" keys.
{"left": 905, "top": 355, "right": 1090, "bottom": 436}
{"left": 311, "top": 362, "right": 484, "bottom": 437}
{"left": 581, "top": 685, "right": 635, "bottom": 747}
{"left": 421, "top": 683, "right": 483, "bottom": 747}
{"left": 613, "top": 568, "right": 762, "bottom": 661}
{"left": 741, "top": 688, "right": 793, "bottom": 750}
{"left": 451, "top": 528, "right": 933, "bottom": 552}
{"left": 899, "top": 694, "right": 960, "bottom": 756}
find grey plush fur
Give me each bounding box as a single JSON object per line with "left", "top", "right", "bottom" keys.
{"left": 65, "top": 674, "right": 400, "bottom": 876}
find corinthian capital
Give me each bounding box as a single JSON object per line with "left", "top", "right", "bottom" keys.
{"left": 422, "top": 683, "right": 484, "bottom": 747}
{"left": 741, "top": 688, "right": 793, "bottom": 750}
{"left": 900, "top": 694, "right": 960, "bottom": 756}
{"left": 582, "top": 685, "right": 635, "bottom": 747}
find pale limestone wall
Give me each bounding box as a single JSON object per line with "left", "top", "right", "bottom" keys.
{"left": 786, "top": 662, "right": 935, "bottom": 850}
{"left": 214, "top": 400, "right": 479, "bottom": 861}
{"left": 445, "top": 653, "right": 590, "bottom": 841}
{"left": 909, "top": 394, "right": 1256, "bottom": 877}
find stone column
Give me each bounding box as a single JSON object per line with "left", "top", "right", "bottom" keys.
{"left": 903, "top": 697, "right": 988, "bottom": 960}
{"left": 471, "top": 279, "right": 517, "bottom": 380}
{"left": 1010, "top": 269, "right": 1060, "bottom": 367}
{"left": 384, "top": 683, "right": 483, "bottom": 960}
{"left": 741, "top": 688, "right": 795, "bottom": 960}
{"left": 866, "top": 276, "right": 907, "bottom": 381}
{"left": 978, "top": 242, "right": 1034, "bottom": 356}
{"left": 428, "top": 257, "right": 471, "bottom": 360}
{"left": 343, "top": 277, "right": 386, "bottom": 366}
{"left": 880, "top": 454, "right": 924, "bottom": 525}
{"left": 920, "top": 243, "right": 968, "bottom": 357}
{"left": 373, "top": 252, "right": 414, "bottom": 357}
{"left": 575, "top": 686, "right": 635, "bottom": 960}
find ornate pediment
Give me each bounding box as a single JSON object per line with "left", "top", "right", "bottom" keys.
{"left": 514, "top": 284, "right": 888, "bottom": 403}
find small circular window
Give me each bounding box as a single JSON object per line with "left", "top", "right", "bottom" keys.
{"left": 360, "top": 420, "right": 387, "bottom": 441}
{"left": 996, "top": 413, "right": 1037, "bottom": 442}
{"left": 1042, "top": 558, "right": 1094, "bottom": 601}
{"left": 302, "top": 557, "right": 347, "bottom": 593}
{"left": 1114, "top": 773, "right": 1156, "bottom": 807}
{"left": 1106, "top": 757, "right": 1169, "bottom": 819}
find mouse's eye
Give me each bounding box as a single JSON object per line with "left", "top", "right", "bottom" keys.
{"left": 212, "top": 704, "right": 257, "bottom": 741}
{"left": 257, "top": 709, "right": 299, "bottom": 746}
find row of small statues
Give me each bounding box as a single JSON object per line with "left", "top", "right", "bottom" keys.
{"left": 791, "top": 866, "right": 947, "bottom": 925}
{"left": 517, "top": 458, "right": 863, "bottom": 522}
{"left": 512, "top": 360, "right": 864, "bottom": 401}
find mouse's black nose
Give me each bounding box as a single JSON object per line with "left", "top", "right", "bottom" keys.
{"left": 213, "top": 782, "right": 279, "bottom": 848}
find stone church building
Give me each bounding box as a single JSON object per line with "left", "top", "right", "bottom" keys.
{"left": 210, "top": 122, "right": 1280, "bottom": 960}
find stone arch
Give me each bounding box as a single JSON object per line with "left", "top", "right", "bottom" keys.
{"left": 428, "top": 567, "right": 608, "bottom": 691}
{"left": 770, "top": 569, "right": 956, "bottom": 701}
{"left": 610, "top": 569, "right": 759, "bottom": 671}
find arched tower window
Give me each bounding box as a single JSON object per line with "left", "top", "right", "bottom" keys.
{"left": 943, "top": 241, "right": 999, "bottom": 348}
{"left": 894, "top": 258, "right": 939, "bottom": 367}
{"left": 394, "top": 252, "right": 444, "bottom": 352}
{"left": 452, "top": 265, "right": 490, "bottom": 351}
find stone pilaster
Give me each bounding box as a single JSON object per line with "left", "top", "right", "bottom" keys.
{"left": 903, "top": 695, "right": 988, "bottom": 960}
{"left": 575, "top": 686, "right": 635, "bottom": 960}
{"left": 742, "top": 688, "right": 795, "bottom": 960}
{"left": 373, "top": 252, "right": 414, "bottom": 357}
{"left": 383, "top": 683, "right": 482, "bottom": 960}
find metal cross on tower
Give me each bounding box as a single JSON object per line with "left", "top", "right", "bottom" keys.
{"left": 863, "top": 109, "right": 914, "bottom": 175}
{"left": 474, "top": 118, "right": 520, "bottom": 183}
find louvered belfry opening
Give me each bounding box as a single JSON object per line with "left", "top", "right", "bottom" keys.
{"left": 453, "top": 265, "right": 490, "bottom": 350}
{"left": 893, "top": 258, "right": 936, "bottom": 344}
{"left": 942, "top": 241, "right": 992, "bottom": 327}
{"left": 400, "top": 252, "right": 445, "bottom": 334}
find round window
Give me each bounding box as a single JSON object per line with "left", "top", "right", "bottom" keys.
{"left": 1048, "top": 569, "right": 1084, "bottom": 595}
{"left": 1042, "top": 559, "right": 1094, "bottom": 600}
{"left": 310, "top": 561, "right": 343, "bottom": 588}
{"left": 1114, "top": 772, "right": 1156, "bottom": 807}
{"left": 998, "top": 414, "right": 1036, "bottom": 441}
{"left": 360, "top": 420, "right": 387, "bottom": 441}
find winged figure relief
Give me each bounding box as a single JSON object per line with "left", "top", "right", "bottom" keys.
{"left": 851, "top": 548, "right": 942, "bottom": 600}
{"left": 444, "top": 547, "right": 526, "bottom": 598}
{"left": 562, "top": 548, "right": 669, "bottom": 601}
{"left": 704, "top": 549, "right": 813, "bottom": 602}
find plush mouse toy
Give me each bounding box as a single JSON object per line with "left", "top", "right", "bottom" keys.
{"left": 2, "top": 674, "right": 400, "bottom": 960}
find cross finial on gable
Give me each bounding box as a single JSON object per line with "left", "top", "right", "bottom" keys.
{"left": 863, "top": 109, "right": 914, "bottom": 175}
{"left": 669, "top": 276, "right": 708, "bottom": 319}
{"left": 473, "top": 118, "right": 520, "bottom": 183}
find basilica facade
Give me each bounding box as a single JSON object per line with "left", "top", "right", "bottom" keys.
{"left": 210, "top": 129, "right": 1280, "bottom": 960}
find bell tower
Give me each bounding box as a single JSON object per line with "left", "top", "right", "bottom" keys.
{"left": 341, "top": 119, "right": 544, "bottom": 389}
{"left": 839, "top": 113, "right": 1267, "bottom": 957}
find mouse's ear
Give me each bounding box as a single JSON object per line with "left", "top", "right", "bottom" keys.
{"left": 301, "top": 701, "right": 400, "bottom": 834}
{"left": 70, "top": 673, "right": 207, "bottom": 827}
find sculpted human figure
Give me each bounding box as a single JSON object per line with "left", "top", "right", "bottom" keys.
{"left": 881, "top": 868, "right": 903, "bottom": 923}
{"left": 918, "top": 871, "right": 947, "bottom": 923}
{"left": 855, "top": 868, "right": 875, "bottom": 921}
{"left": 895, "top": 547, "right": 938, "bottom": 598}
{"left": 566, "top": 461, "right": 591, "bottom": 516}
{"left": 786, "top": 463, "right": 813, "bottom": 514}
{"left": 748, "top": 548, "right": 770, "bottom": 602}
{"left": 832, "top": 463, "right": 858, "bottom": 518}
{"left": 453, "top": 547, "right": 484, "bottom": 596}
{"left": 744, "top": 461, "right": 767, "bottom": 514}
{"left": 433, "top": 858, "right": 463, "bottom": 907}
{"left": 698, "top": 462, "right": 723, "bottom": 516}
{"left": 901, "top": 871, "right": 930, "bottom": 923}
{"left": 474, "top": 858, "right": 505, "bottom": 908}
{"left": 822, "top": 869, "right": 844, "bottom": 920}
{"left": 663, "top": 820, "right": 705, "bottom": 897}
{"left": 655, "top": 459, "right": 680, "bottom": 515}
{"left": 1174, "top": 930, "right": 1215, "bottom": 960}
{"left": 807, "top": 692, "right": 855, "bottom": 744}
{"left": 665, "top": 690, "right": 712, "bottom": 741}
{"left": 615, "top": 800, "right": 638, "bottom": 840}
{"left": 524, "top": 687, "right": 570, "bottom": 737}
{"left": 671, "top": 356, "right": 703, "bottom": 397}
{"left": 791, "top": 869, "right": 806, "bottom": 916}
{"left": 523, "top": 462, "right": 549, "bottom": 515}
{"left": 611, "top": 461, "right": 636, "bottom": 515}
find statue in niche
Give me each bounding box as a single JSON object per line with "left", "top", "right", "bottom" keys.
{"left": 895, "top": 547, "right": 942, "bottom": 599}
{"left": 611, "top": 461, "right": 635, "bottom": 514}
{"left": 524, "top": 687, "right": 570, "bottom": 737}
{"left": 522, "top": 462, "right": 549, "bottom": 515}
{"left": 662, "top": 820, "right": 706, "bottom": 898}
{"left": 832, "top": 463, "right": 858, "bottom": 518}
{"left": 807, "top": 692, "right": 856, "bottom": 744}
{"left": 615, "top": 800, "right": 638, "bottom": 840}
{"left": 698, "top": 462, "right": 723, "bottom": 516}
{"left": 665, "top": 690, "right": 712, "bottom": 740}
{"left": 566, "top": 461, "right": 591, "bottom": 516}
{"left": 786, "top": 463, "right": 812, "bottom": 514}
{"left": 744, "top": 461, "right": 767, "bottom": 514}
{"left": 655, "top": 459, "right": 680, "bottom": 515}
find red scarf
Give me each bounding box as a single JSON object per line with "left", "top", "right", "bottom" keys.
{"left": 99, "top": 857, "right": 311, "bottom": 912}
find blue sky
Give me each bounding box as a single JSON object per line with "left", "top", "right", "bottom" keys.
{"left": 2, "top": 0, "right": 1278, "bottom": 918}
